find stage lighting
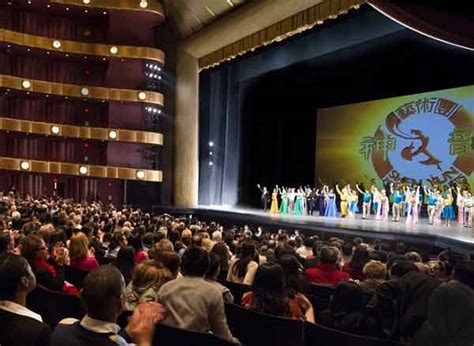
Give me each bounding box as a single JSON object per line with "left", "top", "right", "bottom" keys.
{"left": 209, "top": 151, "right": 213, "bottom": 156}
{"left": 20, "top": 161, "right": 30, "bottom": 171}
{"left": 209, "top": 141, "right": 214, "bottom": 147}
{"left": 52, "top": 40, "right": 62, "bottom": 49}
{"left": 136, "top": 170, "right": 145, "bottom": 179}
{"left": 21, "top": 80, "right": 31, "bottom": 89}
{"left": 50, "top": 125, "right": 61, "bottom": 135}
{"left": 157, "top": 109, "right": 162, "bottom": 114}
{"left": 79, "top": 166, "right": 88, "bottom": 175}
{"left": 109, "top": 46, "right": 118, "bottom": 55}
{"left": 158, "top": 75, "right": 162, "bottom": 80}
{"left": 108, "top": 130, "right": 118, "bottom": 140}
{"left": 138, "top": 91, "right": 147, "bottom": 100}
{"left": 81, "top": 87, "right": 90, "bottom": 96}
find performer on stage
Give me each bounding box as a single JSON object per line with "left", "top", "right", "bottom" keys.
{"left": 390, "top": 183, "right": 403, "bottom": 222}
{"left": 257, "top": 184, "right": 270, "bottom": 212}
{"left": 335, "top": 184, "right": 349, "bottom": 218}
{"left": 293, "top": 188, "right": 304, "bottom": 215}
{"left": 323, "top": 185, "right": 337, "bottom": 217}
{"left": 317, "top": 189, "right": 326, "bottom": 216}
{"left": 405, "top": 185, "right": 420, "bottom": 225}
{"left": 279, "top": 187, "right": 289, "bottom": 215}
{"left": 465, "top": 193, "right": 473, "bottom": 228}
{"left": 356, "top": 184, "right": 371, "bottom": 219}
{"left": 270, "top": 186, "right": 279, "bottom": 214}
{"left": 434, "top": 190, "right": 444, "bottom": 225}
{"left": 371, "top": 185, "right": 380, "bottom": 218}
{"left": 288, "top": 188, "right": 296, "bottom": 213}
{"left": 456, "top": 186, "right": 466, "bottom": 226}
{"left": 441, "top": 188, "right": 455, "bottom": 227}
{"left": 424, "top": 186, "right": 437, "bottom": 225}
{"left": 347, "top": 187, "right": 359, "bottom": 219}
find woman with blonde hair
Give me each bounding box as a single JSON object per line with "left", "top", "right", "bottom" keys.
{"left": 124, "top": 260, "right": 174, "bottom": 311}
{"left": 69, "top": 232, "right": 99, "bottom": 271}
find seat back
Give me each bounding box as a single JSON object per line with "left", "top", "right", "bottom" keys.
{"left": 219, "top": 281, "right": 251, "bottom": 305}
{"left": 64, "top": 266, "right": 89, "bottom": 290}
{"left": 153, "top": 323, "right": 235, "bottom": 346}
{"left": 27, "top": 285, "right": 85, "bottom": 327}
{"left": 225, "top": 303, "right": 305, "bottom": 346}
{"left": 307, "top": 283, "right": 335, "bottom": 312}
{"left": 304, "top": 322, "right": 402, "bottom": 346}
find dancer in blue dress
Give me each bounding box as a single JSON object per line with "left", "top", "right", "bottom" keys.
{"left": 390, "top": 183, "right": 403, "bottom": 222}
{"left": 323, "top": 185, "right": 337, "bottom": 217}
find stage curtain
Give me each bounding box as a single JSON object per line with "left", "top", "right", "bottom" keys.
{"left": 198, "top": 0, "right": 366, "bottom": 70}
{"left": 368, "top": 0, "right": 474, "bottom": 50}
{"left": 198, "top": 66, "right": 241, "bottom": 206}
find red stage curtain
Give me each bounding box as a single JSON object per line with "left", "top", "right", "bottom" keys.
{"left": 368, "top": 0, "right": 474, "bottom": 50}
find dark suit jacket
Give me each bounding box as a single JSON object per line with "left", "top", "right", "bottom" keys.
{"left": 0, "top": 309, "right": 51, "bottom": 346}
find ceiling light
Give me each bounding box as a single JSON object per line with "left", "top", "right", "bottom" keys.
{"left": 50, "top": 125, "right": 60, "bottom": 135}
{"left": 138, "top": 92, "right": 147, "bottom": 100}
{"left": 108, "top": 130, "right": 118, "bottom": 140}
{"left": 109, "top": 46, "right": 118, "bottom": 54}
{"left": 139, "top": 0, "right": 148, "bottom": 9}
{"left": 83, "top": 0, "right": 91, "bottom": 3}
{"left": 79, "top": 166, "right": 88, "bottom": 175}
{"left": 136, "top": 170, "right": 145, "bottom": 179}
{"left": 81, "top": 87, "right": 89, "bottom": 96}
{"left": 20, "top": 161, "right": 30, "bottom": 170}
{"left": 21, "top": 80, "right": 31, "bottom": 89}
{"left": 52, "top": 40, "right": 61, "bottom": 49}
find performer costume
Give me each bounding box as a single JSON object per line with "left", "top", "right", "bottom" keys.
{"left": 336, "top": 185, "right": 349, "bottom": 217}
{"left": 279, "top": 191, "right": 289, "bottom": 215}
{"left": 324, "top": 193, "right": 338, "bottom": 217}
{"left": 293, "top": 193, "right": 304, "bottom": 215}
{"left": 456, "top": 192, "right": 465, "bottom": 225}
{"left": 349, "top": 197, "right": 359, "bottom": 215}
{"left": 270, "top": 192, "right": 279, "bottom": 214}
{"left": 441, "top": 196, "right": 455, "bottom": 220}
{"left": 318, "top": 193, "right": 326, "bottom": 216}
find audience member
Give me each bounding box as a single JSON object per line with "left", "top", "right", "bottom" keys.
{"left": 359, "top": 260, "right": 386, "bottom": 299}
{"left": 228, "top": 241, "right": 258, "bottom": 285}
{"left": 206, "top": 252, "right": 234, "bottom": 303}
{"left": 343, "top": 245, "right": 370, "bottom": 281}
{"left": 69, "top": 232, "right": 99, "bottom": 271}
{"left": 305, "top": 246, "right": 350, "bottom": 285}
{"left": 111, "top": 246, "right": 135, "bottom": 284}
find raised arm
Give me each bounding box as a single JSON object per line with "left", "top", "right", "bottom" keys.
{"left": 356, "top": 184, "right": 364, "bottom": 195}
{"left": 335, "top": 184, "right": 343, "bottom": 197}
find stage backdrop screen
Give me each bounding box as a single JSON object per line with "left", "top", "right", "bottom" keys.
{"left": 316, "top": 85, "right": 473, "bottom": 189}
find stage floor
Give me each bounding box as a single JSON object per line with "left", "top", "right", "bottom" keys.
{"left": 154, "top": 205, "right": 474, "bottom": 254}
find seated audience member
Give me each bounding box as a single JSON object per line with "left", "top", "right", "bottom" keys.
{"left": 150, "top": 239, "right": 174, "bottom": 260}
{"left": 52, "top": 265, "right": 163, "bottom": 346}
{"left": 343, "top": 245, "right": 369, "bottom": 281}
{"left": 428, "top": 260, "right": 452, "bottom": 282}
{"left": 206, "top": 253, "right": 234, "bottom": 303}
{"left": 0, "top": 253, "right": 51, "bottom": 346}
{"left": 305, "top": 246, "right": 350, "bottom": 285}
{"left": 111, "top": 246, "right": 135, "bottom": 284}
{"left": 278, "top": 255, "right": 315, "bottom": 323}
{"left": 154, "top": 250, "right": 181, "bottom": 279}
{"left": 157, "top": 246, "right": 238, "bottom": 343}
{"left": 318, "top": 281, "right": 383, "bottom": 337}
{"left": 227, "top": 241, "right": 258, "bottom": 285}
{"left": 359, "top": 260, "right": 387, "bottom": 299}
{"left": 241, "top": 263, "right": 314, "bottom": 322}
{"left": 0, "top": 232, "right": 12, "bottom": 255}
{"left": 104, "top": 231, "right": 127, "bottom": 259}
{"left": 296, "top": 237, "right": 313, "bottom": 259}
{"left": 411, "top": 261, "right": 474, "bottom": 346}
{"left": 128, "top": 234, "right": 148, "bottom": 264}
{"left": 124, "top": 261, "right": 174, "bottom": 311}
{"left": 340, "top": 242, "right": 353, "bottom": 267}
{"left": 69, "top": 232, "right": 99, "bottom": 271}
{"left": 210, "top": 242, "right": 230, "bottom": 281}
{"left": 21, "top": 234, "right": 66, "bottom": 292}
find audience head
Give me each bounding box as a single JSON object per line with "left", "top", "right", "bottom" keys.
{"left": 0, "top": 233, "right": 12, "bottom": 254}
{"left": 181, "top": 245, "right": 209, "bottom": 277}
{"left": 21, "top": 234, "right": 48, "bottom": 261}
{"left": 155, "top": 251, "right": 181, "bottom": 278}
{"left": 251, "top": 263, "right": 289, "bottom": 316}
{"left": 0, "top": 254, "right": 36, "bottom": 301}
{"left": 69, "top": 232, "right": 90, "bottom": 260}
{"left": 331, "top": 281, "right": 367, "bottom": 314}
{"left": 389, "top": 260, "right": 418, "bottom": 279}
{"left": 363, "top": 260, "right": 387, "bottom": 280}
{"left": 131, "top": 261, "right": 172, "bottom": 291}
{"left": 206, "top": 252, "right": 221, "bottom": 281}
{"left": 452, "top": 261, "right": 474, "bottom": 289}
{"left": 319, "top": 246, "right": 339, "bottom": 265}
{"left": 81, "top": 266, "right": 124, "bottom": 322}
{"left": 350, "top": 245, "right": 370, "bottom": 270}
{"left": 210, "top": 242, "right": 230, "bottom": 272}
{"left": 112, "top": 246, "right": 135, "bottom": 283}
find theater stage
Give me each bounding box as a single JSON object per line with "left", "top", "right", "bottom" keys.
{"left": 153, "top": 206, "right": 474, "bottom": 256}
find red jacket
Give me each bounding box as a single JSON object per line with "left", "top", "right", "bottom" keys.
{"left": 305, "top": 263, "right": 350, "bottom": 285}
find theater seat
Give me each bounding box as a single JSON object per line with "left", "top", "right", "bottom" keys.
{"left": 64, "top": 266, "right": 89, "bottom": 290}
{"left": 304, "top": 321, "right": 402, "bottom": 346}
{"left": 219, "top": 281, "right": 251, "bottom": 305}
{"left": 27, "top": 285, "right": 85, "bottom": 327}
{"left": 224, "top": 303, "right": 305, "bottom": 346}
{"left": 307, "top": 283, "right": 335, "bottom": 312}
{"left": 153, "top": 323, "right": 236, "bottom": 346}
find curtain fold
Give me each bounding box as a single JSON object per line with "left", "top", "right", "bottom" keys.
{"left": 368, "top": 0, "right": 474, "bottom": 50}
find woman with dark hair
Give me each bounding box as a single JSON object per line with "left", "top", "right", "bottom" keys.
{"left": 343, "top": 245, "right": 370, "bottom": 281}
{"left": 318, "top": 281, "right": 383, "bottom": 337}
{"left": 128, "top": 234, "right": 148, "bottom": 263}
{"left": 111, "top": 245, "right": 135, "bottom": 284}
{"left": 227, "top": 241, "right": 258, "bottom": 285}
{"left": 21, "top": 234, "right": 66, "bottom": 292}
{"left": 210, "top": 242, "right": 230, "bottom": 282}
{"left": 206, "top": 253, "right": 234, "bottom": 303}
{"left": 241, "top": 263, "right": 313, "bottom": 321}
{"left": 104, "top": 230, "right": 127, "bottom": 259}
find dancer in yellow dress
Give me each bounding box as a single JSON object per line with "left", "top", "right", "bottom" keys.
{"left": 336, "top": 184, "right": 349, "bottom": 217}
{"left": 270, "top": 186, "right": 279, "bottom": 214}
